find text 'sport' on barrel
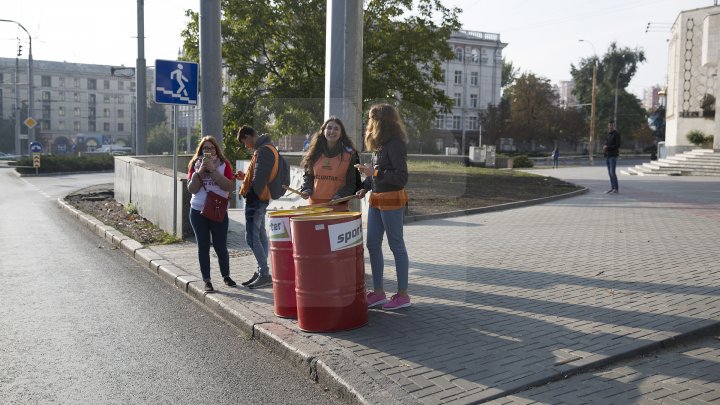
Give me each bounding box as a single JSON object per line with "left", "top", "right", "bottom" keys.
{"left": 290, "top": 212, "right": 368, "bottom": 332}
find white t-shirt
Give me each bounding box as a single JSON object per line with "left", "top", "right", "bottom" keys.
{"left": 189, "top": 159, "right": 231, "bottom": 211}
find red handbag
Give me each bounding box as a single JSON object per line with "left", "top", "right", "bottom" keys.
{"left": 200, "top": 182, "right": 229, "bottom": 223}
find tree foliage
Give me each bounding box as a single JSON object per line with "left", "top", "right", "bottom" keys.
{"left": 180, "top": 0, "right": 461, "bottom": 147}
{"left": 504, "top": 73, "right": 558, "bottom": 147}
{"left": 570, "top": 42, "right": 646, "bottom": 142}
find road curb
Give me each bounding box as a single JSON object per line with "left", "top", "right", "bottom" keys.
{"left": 55, "top": 196, "right": 384, "bottom": 405}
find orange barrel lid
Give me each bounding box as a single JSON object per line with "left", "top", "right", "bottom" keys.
{"left": 269, "top": 207, "right": 332, "bottom": 218}
{"left": 289, "top": 211, "right": 361, "bottom": 221}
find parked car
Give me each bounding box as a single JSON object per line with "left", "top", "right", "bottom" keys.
{"left": 0, "top": 152, "right": 20, "bottom": 161}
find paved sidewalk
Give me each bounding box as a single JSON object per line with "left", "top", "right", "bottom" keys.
{"left": 58, "top": 164, "right": 720, "bottom": 404}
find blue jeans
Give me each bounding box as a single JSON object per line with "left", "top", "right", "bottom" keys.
{"left": 189, "top": 208, "right": 230, "bottom": 282}
{"left": 606, "top": 156, "right": 618, "bottom": 191}
{"left": 366, "top": 206, "right": 409, "bottom": 291}
{"left": 245, "top": 200, "right": 270, "bottom": 276}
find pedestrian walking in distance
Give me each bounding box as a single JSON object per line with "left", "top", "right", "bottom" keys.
{"left": 551, "top": 146, "right": 560, "bottom": 169}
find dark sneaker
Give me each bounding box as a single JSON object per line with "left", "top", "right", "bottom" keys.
{"left": 241, "top": 272, "right": 259, "bottom": 287}
{"left": 223, "top": 277, "right": 237, "bottom": 287}
{"left": 248, "top": 274, "right": 272, "bottom": 289}
{"left": 204, "top": 282, "right": 215, "bottom": 292}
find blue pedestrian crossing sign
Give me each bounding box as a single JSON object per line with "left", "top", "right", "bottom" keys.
{"left": 154, "top": 59, "right": 198, "bottom": 105}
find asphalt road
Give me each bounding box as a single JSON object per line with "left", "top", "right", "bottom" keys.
{"left": 0, "top": 168, "right": 343, "bottom": 404}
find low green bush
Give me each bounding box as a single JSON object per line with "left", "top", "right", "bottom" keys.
{"left": 686, "top": 130, "right": 708, "bottom": 146}
{"left": 512, "top": 155, "right": 534, "bottom": 168}
{"left": 14, "top": 155, "right": 114, "bottom": 174}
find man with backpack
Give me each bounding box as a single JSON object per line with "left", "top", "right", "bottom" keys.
{"left": 236, "top": 125, "right": 285, "bottom": 289}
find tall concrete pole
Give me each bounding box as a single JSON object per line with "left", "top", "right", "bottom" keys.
{"left": 325, "top": 0, "right": 364, "bottom": 150}
{"left": 136, "top": 0, "right": 147, "bottom": 155}
{"left": 590, "top": 62, "right": 597, "bottom": 166}
{"left": 199, "top": 0, "right": 223, "bottom": 144}
{"left": 14, "top": 55, "right": 20, "bottom": 156}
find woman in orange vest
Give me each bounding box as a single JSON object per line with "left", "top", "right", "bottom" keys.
{"left": 299, "top": 117, "right": 361, "bottom": 211}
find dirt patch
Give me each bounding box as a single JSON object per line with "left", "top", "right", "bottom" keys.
{"left": 64, "top": 170, "right": 581, "bottom": 245}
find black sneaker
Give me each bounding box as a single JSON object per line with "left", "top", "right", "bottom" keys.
{"left": 241, "top": 272, "right": 259, "bottom": 287}
{"left": 223, "top": 277, "right": 237, "bottom": 287}
{"left": 204, "top": 282, "right": 214, "bottom": 292}
{"left": 248, "top": 274, "right": 272, "bottom": 289}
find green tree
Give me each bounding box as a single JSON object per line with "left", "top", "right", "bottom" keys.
{"left": 0, "top": 116, "right": 16, "bottom": 153}
{"left": 180, "top": 0, "right": 460, "bottom": 149}
{"left": 501, "top": 58, "right": 519, "bottom": 89}
{"left": 146, "top": 123, "right": 173, "bottom": 155}
{"left": 505, "top": 73, "right": 558, "bottom": 149}
{"left": 570, "top": 42, "right": 646, "bottom": 143}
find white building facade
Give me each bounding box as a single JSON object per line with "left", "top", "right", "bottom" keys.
{"left": 431, "top": 30, "right": 506, "bottom": 154}
{"left": 665, "top": 5, "right": 720, "bottom": 154}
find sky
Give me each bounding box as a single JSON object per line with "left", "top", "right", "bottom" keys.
{"left": 1, "top": 0, "right": 716, "bottom": 99}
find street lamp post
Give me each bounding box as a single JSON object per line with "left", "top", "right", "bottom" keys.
{"left": 579, "top": 39, "right": 597, "bottom": 166}
{"left": 613, "top": 68, "right": 626, "bottom": 126}
{"left": 1, "top": 19, "right": 34, "bottom": 152}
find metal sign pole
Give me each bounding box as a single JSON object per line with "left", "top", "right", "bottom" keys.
{"left": 173, "top": 104, "right": 178, "bottom": 237}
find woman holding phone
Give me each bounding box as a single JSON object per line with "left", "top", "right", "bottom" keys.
{"left": 187, "top": 135, "right": 236, "bottom": 292}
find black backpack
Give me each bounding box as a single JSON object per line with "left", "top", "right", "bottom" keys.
{"left": 265, "top": 145, "right": 290, "bottom": 200}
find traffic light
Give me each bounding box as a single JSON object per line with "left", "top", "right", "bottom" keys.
{"left": 17, "top": 44, "right": 22, "bottom": 57}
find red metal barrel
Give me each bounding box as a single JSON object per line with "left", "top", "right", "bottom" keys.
{"left": 268, "top": 208, "right": 330, "bottom": 318}
{"left": 290, "top": 212, "right": 368, "bottom": 332}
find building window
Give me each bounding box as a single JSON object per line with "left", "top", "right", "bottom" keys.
{"left": 481, "top": 49, "right": 488, "bottom": 64}
{"left": 42, "top": 91, "right": 51, "bottom": 101}
{"left": 439, "top": 69, "right": 446, "bottom": 84}
{"left": 454, "top": 47, "right": 463, "bottom": 61}
{"left": 453, "top": 115, "right": 462, "bottom": 129}
{"left": 468, "top": 116, "right": 478, "bottom": 130}
{"left": 74, "top": 78, "right": 80, "bottom": 88}
{"left": 104, "top": 95, "right": 111, "bottom": 103}
{"left": 59, "top": 91, "right": 65, "bottom": 101}
{"left": 470, "top": 72, "right": 478, "bottom": 86}
{"left": 118, "top": 80, "right": 124, "bottom": 90}
{"left": 41, "top": 75, "right": 51, "bottom": 87}
{"left": 59, "top": 106, "right": 65, "bottom": 116}
{"left": 471, "top": 49, "right": 479, "bottom": 63}
{"left": 89, "top": 94, "right": 96, "bottom": 104}
{"left": 104, "top": 80, "right": 110, "bottom": 90}
{"left": 118, "top": 123, "right": 124, "bottom": 132}
{"left": 118, "top": 109, "right": 124, "bottom": 118}
{"left": 74, "top": 107, "right": 80, "bottom": 117}
{"left": 454, "top": 93, "right": 462, "bottom": 107}
{"left": 470, "top": 94, "right": 478, "bottom": 108}
{"left": 74, "top": 121, "right": 81, "bottom": 131}
{"left": 89, "top": 122, "right": 96, "bottom": 132}
{"left": 102, "top": 122, "right": 110, "bottom": 132}
{"left": 117, "top": 95, "right": 124, "bottom": 104}
{"left": 42, "top": 120, "right": 50, "bottom": 130}
{"left": 454, "top": 70, "right": 462, "bottom": 85}
{"left": 42, "top": 105, "right": 51, "bottom": 119}
{"left": 103, "top": 108, "right": 110, "bottom": 118}
{"left": 88, "top": 79, "right": 96, "bottom": 90}
{"left": 435, "top": 114, "right": 445, "bottom": 129}
{"left": 59, "top": 77, "right": 65, "bottom": 87}
{"left": 74, "top": 92, "right": 80, "bottom": 102}
{"left": 58, "top": 121, "right": 65, "bottom": 130}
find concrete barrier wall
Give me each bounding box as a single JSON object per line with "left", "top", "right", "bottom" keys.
{"left": 114, "top": 156, "right": 191, "bottom": 237}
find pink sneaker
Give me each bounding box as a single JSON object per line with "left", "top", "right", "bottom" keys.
{"left": 366, "top": 291, "right": 388, "bottom": 308}
{"left": 382, "top": 294, "right": 411, "bottom": 310}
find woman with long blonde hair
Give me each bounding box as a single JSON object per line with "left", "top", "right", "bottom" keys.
{"left": 355, "top": 104, "right": 411, "bottom": 310}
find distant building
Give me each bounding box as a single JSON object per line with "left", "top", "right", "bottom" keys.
{"left": 0, "top": 57, "right": 137, "bottom": 154}
{"left": 557, "top": 80, "right": 576, "bottom": 109}
{"left": 664, "top": 4, "right": 720, "bottom": 154}
{"left": 642, "top": 85, "right": 661, "bottom": 111}
{"left": 430, "top": 30, "right": 506, "bottom": 154}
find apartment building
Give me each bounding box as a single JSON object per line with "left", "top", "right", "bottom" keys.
{"left": 431, "top": 30, "right": 506, "bottom": 154}
{"left": 0, "top": 57, "right": 135, "bottom": 153}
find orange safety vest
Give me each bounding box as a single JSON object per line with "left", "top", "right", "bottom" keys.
{"left": 308, "top": 151, "right": 351, "bottom": 208}
{"left": 239, "top": 145, "right": 279, "bottom": 202}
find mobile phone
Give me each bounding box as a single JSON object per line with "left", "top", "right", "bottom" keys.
{"left": 203, "top": 152, "right": 212, "bottom": 160}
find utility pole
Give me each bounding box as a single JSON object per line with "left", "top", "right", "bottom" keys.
{"left": 136, "top": 0, "right": 147, "bottom": 155}
{"left": 1, "top": 19, "right": 33, "bottom": 151}
{"left": 590, "top": 62, "right": 597, "bottom": 166}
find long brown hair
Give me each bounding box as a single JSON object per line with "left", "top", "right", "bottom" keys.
{"left": 188, "top": 135, "right": 228, "bottom": 170}
{"left": 364, "top": 104, "right": 408, "bottom": 152}
{"left": 301, "top": 117, "right": 357, "bottom": 173}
